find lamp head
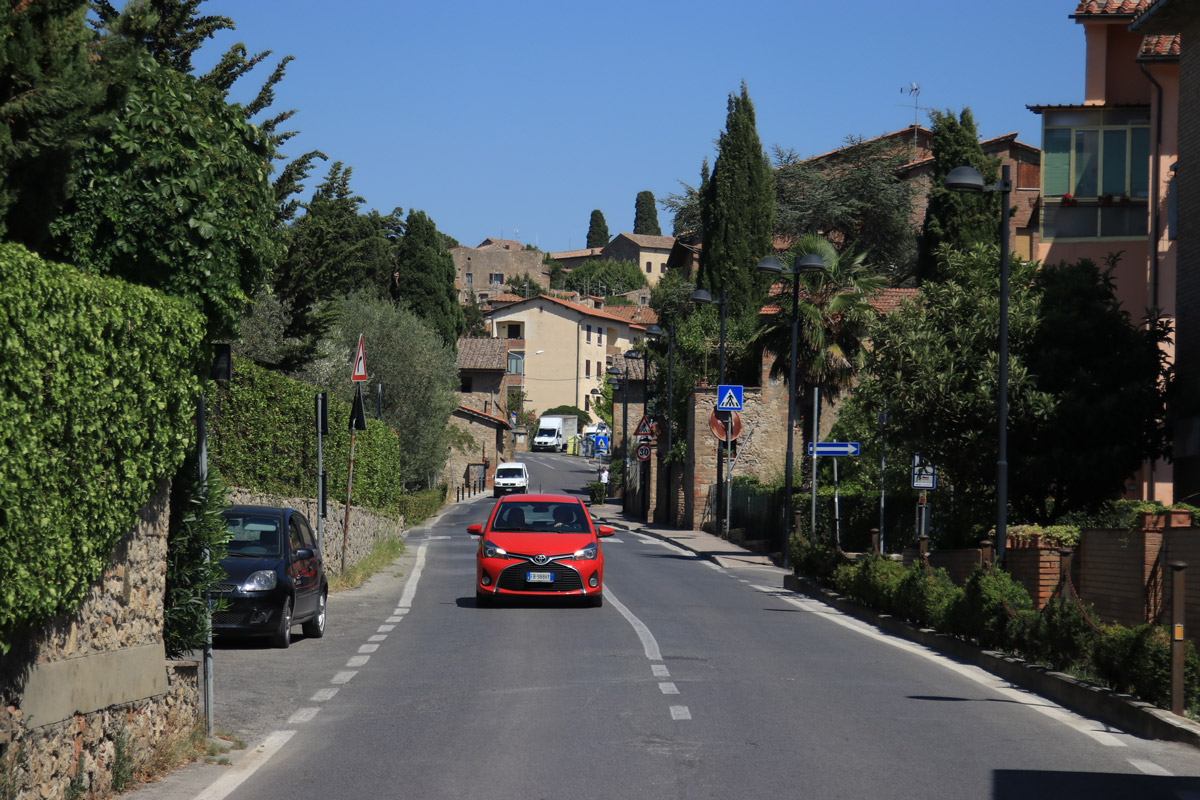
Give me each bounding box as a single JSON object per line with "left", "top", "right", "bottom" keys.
{"left": 945, "top": 165, "right": 985, "bottom": 193}
{"left": 644, "top": 324, "right": 663, "bottom": 340}
{"left": 756, "top": 257, "right": 784, "bottom": 276}
{"left": 795, "top": 253, "right": 826, "bottom": 273}
{"left": 690, "top": 288, "right": 714, "bottom": 306}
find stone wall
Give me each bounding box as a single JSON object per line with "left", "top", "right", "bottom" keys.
{"left": 226, "top": 487, "right": 405, "bottom": 577}
{"left": 2, "top": 481, "right": 201, "bottom": 799}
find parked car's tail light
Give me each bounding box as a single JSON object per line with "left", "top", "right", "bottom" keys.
{"left": 482, "top": 540, "right": 508, "bottom": 559}
{"left": 241, "top": 570, "right": 278, "bottom": 591}
{"left": 573, "top": 543, "right": 597, "bottom": 561}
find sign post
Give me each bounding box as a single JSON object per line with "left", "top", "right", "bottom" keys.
{"left": 343, "top": 336, "right": 368, "bottom": 572}
{"left": 716, "top": 386, "right": 743, "bottom": 538}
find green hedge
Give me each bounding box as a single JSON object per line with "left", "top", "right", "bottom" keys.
{"left": 0, "top": 244, "right": 204, "bottom": 651}
{"left": 209, "top": 358, "right": 405, "bottom": 516}
{"left": 396, "top": 485, "right": 448, "bottom": 526}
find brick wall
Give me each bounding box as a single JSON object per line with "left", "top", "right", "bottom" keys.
{"left": 1173, "top": 16, "right": 1200, "bottom": 497}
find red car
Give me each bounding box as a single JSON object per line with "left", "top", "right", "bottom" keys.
{"left": 468, "top": 494, "right": 614, "bottom": 607}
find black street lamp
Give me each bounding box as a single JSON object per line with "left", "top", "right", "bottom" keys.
{"left": 607, "top": 361, "right": 631, "bottom": 498}
{"left": 945, "top": 163, "right": 1012, "bottom": 565}
{"left": 690, "top": 287, "right": 728, "bottom": 533}
{"left": 756, "top": 252, "right": 826, "bottom": 569}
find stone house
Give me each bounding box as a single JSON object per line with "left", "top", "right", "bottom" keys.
{"left": 451, "top": 238, "right": 548, "bottom": 305}
{"left": 447, "top": 337, "right": 511, "bottom": 490}
{"left": 601, "top": 233, "right": 676, "bottom": 287}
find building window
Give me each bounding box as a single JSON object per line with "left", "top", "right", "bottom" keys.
{"left": 586, "top": 360, "right": 591, "bottom": 377}
{"left": 586, "top": 324, "right": 592, "bottom": 343}
{"left": 490, "top": 273, "right": 504, "bottom": 286}
{"left": 461, "top": 377, "right": 473, "bottom": 393}
{"left": 465, "top": 273, "right": 473, "bottom": 284}
{"left": 645, "top": 261, "right": 652, "bottom": 273}
{"left": 585, "top": 396, "right": 590, "bottom": 412}
{"left": 598, "top": 328, "right": 603, "bottom": 346}
{"left": 507, "top": 323, "right": 521, "bottom": 339}
{"left": 507, "top": 352, "right": 524, "bottom": 375}
{"left": 1041, "top": 107, "right": 1150, "bottom": 240}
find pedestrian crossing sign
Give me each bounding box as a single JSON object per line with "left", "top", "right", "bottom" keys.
{"left": 634, "top": 416, "right": 653, "bottom": 437}
{"left": 716, "top": 384, "right": 743, "bottom": 411}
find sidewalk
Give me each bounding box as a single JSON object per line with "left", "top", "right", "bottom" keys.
{"left": 588, "top": 500, "right": 790, "bottom": 577}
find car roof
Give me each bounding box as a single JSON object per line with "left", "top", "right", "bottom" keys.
{"left": 496, "top": 493, "right": 581, "bottom": 504}
{"left": 496, "top": 461, "right": 527, "bottom": 469}
{"left": 224, "top": 505, "right": 288, "bottom": 515}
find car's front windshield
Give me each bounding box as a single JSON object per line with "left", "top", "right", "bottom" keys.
{"left": 496, "top": 468, "right": 524, "bottom": 479}
{"left": 223, "top": 514, "right": 283, "bottom": 557}
{"left": 491, "top": 502, "right": 587, "bottom": 533}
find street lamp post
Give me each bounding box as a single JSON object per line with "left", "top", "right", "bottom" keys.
{"left": 607, "top": 361, "right": 631, "bottom": 503}
{"left": 690, "top": 287, "right": 727, "bottom": 534}
{"left": 945, "top": 163, "right": 1012, "bottom": 565}
{"left": 756, "top": 253, "right": 826, "bottom": 569}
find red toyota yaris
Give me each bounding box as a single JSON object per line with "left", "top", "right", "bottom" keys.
{"left": 468, "top": 494, "right": 614, "bottom": 607}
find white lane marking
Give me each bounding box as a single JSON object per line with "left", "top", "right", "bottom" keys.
{"left": 659, "top": 682, "right": 680, "bottom": 695}
{"left": 428, "top": 535, "right": 451, "bottom": 540}
{"left": 287, "top": 707, "right": 319, "bottom": 724}
{"left": 398, "top": 544, "right": 427, "bottom": 608}
{"left": 652, "top": 665, "right": 670, "bottom": 678}
{"left": 331, "top": 671, "right": 357, "bottom": 684}
{"left": 358, "top": 643, "right": 379, "bottom": 654}
{"left": 386, "top": 616, "right": 405, "bottom": 623}
{"left": 1128, "top": 758, "right": 1172, "bottom": 776}
{"left": 756, "top": 585, "right": 1128, "bottom": 748}
{"left": 606, "top": 538, "right": 625, "bottom": 544}
{"left": 311, "top": 688, "right": 338, "bottom": 702}
{"left": 195, "top": 730, "right": 295, "bottom": 800}
{"left": 377, "top": 624, "right": 396, "bottom": 633}
{"left": 704, "top": 562, "right": 723, "bottom": 572}
{"left": 670, "top": 706, "right": 692, "bottom": 720}
{"left": 605, "top": 586, "right": 662, "bottom": 662}
{"left": 346, "top": 655, "right": 370, "bottom": 668}
{"left": 367, "top": 634, "right": 387, "bottom": 642}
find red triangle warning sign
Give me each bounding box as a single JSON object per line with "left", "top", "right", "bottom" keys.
{"left": 634, "top": 416, "right": 653, "bottom": 437}
{"left": 351, "top": 334, "right": 368, "bottom": 382}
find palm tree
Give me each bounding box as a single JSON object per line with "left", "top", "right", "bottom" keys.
{"left": 758, "top": 234, "right": 885, "bottom": 404}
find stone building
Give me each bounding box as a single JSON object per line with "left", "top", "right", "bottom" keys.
{"left": 447, "top": 337, "right": 511, "bottom": 490}
{"left": 451, "top": 238, "right": 548, "bottom": 305}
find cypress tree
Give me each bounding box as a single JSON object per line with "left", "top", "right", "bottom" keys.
{"left": 633, "top": 190, "right": 661, "bottom": 236}
{"left": 394, "top": 209, "right": 465, "bottom": 348}
{"left": 916, "top": 108, "right": 1001, "bottom": 283}
{"left": 586, "top": 209, "right": 609, "bottom": 249}
{"left": 699, "top": 82, "right": 775, "bottom": 318}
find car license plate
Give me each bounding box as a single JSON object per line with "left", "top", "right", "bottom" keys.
{"left": 526, "top": 571, "right": 553, "bottom": 583}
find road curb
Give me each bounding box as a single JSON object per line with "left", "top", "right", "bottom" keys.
{"left": 782, "top": 573, "right": 1200, "bottom": 749}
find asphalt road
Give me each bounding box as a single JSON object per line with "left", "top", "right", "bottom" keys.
{"left": 131, "top": 453, "right": 1200, "bottom": 799}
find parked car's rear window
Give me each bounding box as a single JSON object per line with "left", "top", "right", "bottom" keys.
{"left": 224, "top": 515, "right": 283, "bottom": 556}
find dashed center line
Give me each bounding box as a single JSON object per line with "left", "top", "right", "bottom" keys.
{"left": 310, "top": 688, "right": 338, "bottom": 702}
{"left": 346, "top": 655, "right": 370, "bottom": 668}
{"left": 287, "top": 708, "right": 319, "bottom": 724}
{"left": 670, "top": 706, "right": 692, "bottom": 720}
{"left": 330, "top": 671, "right": 357, "bottom": 685}
{"left": 659, "top": 682, "right": 680, "bottom": 695}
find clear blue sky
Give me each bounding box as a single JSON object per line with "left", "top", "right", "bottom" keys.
{"left": 195, "top": 0, "right": 1088, "bottom": 253}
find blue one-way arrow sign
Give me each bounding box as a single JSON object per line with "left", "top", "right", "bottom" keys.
{"left": 807, "top": 441, "right": 861, "bottom": 457}
{"left": 716, "top": 384, "right": 743, "bottom": 411}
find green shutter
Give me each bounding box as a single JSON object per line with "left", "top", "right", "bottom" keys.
{"left": 1044, "top": 129, "right": 1070, "bottom": 197}
{"left": 1102, "top": 129, "right": 1127, "bottom": 196}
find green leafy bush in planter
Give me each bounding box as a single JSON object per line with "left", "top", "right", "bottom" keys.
{"left": 894, "top": 562, "right": 961, "bottom": 630}
{"left": 792, "top": 539, "right": 845, "bottom": 583}
{"left": 1093, "top": 624, "right": 1200, "bottom": 710}
{"left": 588, "top": 482, "right": 607, "bottom": 505}
{"left": 834, "top": 556, "right": 906, "bottom": 614}
{"left": 945, "top": 566, "right": 1033, "bottom": 649}
{"left": 1007, "top": 596, "right": 1099, "bottom": 673}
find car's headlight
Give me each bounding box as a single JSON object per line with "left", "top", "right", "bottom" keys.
{"left": 482, "top": 540, "right": 508, "bottom": 559}
{"left": 573, "top": 543, "right": 597, "bottom": 561}
{"left": 240, "top": 570, "right": 277, "bottom": 591}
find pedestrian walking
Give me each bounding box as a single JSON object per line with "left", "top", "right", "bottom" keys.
{"left": 599, "top": 466, "right": 609, "bottom": 495}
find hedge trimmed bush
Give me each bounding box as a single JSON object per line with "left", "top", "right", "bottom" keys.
{"left": 945, "top": 566, "right": 1034, "bottom": 649}
{"left": 0, "top": 244, "right": 204, "bottom": 651}
{"left": 894, "top": 562, "right": 959, "bottom": 630}
{"left": 209, "top": 358, "right": 405, "bottom": 516}
{"left": 397, "top": 485, "right": 448, "bottom": 526}
{"left": 1094, "top": 624, "right": 1200, "bottom": 709}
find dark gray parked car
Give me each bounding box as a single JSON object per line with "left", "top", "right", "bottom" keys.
{"left": 214, "top": 506, "right": 328, "bottom": 648}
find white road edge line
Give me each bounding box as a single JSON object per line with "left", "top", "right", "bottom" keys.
{"left": 398, "top": 543, "right": 427, "bottom": 608}
{"left": 287, "top": 707, "right": 319, "bottom": 724}
{"left": 1128, "top": 758, "right": 1172, "bottom": 776}
{"left": 194, "top": 730, "right": 295, "bottom": 800}
{"left": 754, "top": 585, "right": 1128, "bottom": 748}
{"left": 605, "top": 585, "right": 662, "bottom": 662}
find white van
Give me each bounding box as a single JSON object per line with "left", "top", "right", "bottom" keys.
{"left": 532, "top": 416, "right": 565, "bottom": 451}
{"left": 493, "top": 462, "right": 530, "bottom": 497}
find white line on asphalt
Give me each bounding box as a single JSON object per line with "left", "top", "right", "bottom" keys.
{"left": 704, "top": 562, "right": 723, "bottom": 572}
{"left": 1128, "top": 758, "right": 1172, "bottom": 776}
{"left": 287, "top": 708, "right": 319, "bottom": 724}
{"left": 605, "top": 586, "right": 662, "bottom": 662}
{"left": 367, "top": 634, "right": 387, "bottom": 642}
{"left": 194, "top": 730, "right": 295, "bottom": 800}
{"left": 754, "top": 585, "right": 1129, "bottom": 748}
{"left": 331, "top": 671, "right": 357, "bottom": 684}
{"left": 631, "top": 534, "right": 693, "bottom": 557}
{"left": 346, "top": 655, "right": 369, "bottom": 668}
{"left": 377, "top": 624, "right": 396, "bottom": 632}
{"left": 652, "top": 665, "right": 670, "bottom": 678}
{"left": 659, "top": 682, "right": 680, "bottom": 695}
{"left": 670, "top": 706, "right": 692, "bottom": 720}
{"left": 311, "top": 688, "right": 338, "bottom": 702}
{"left": 429, "top": 535, "right": 451, "bottom": 540}
{"left": 606, "top": 538, "right": 625, "bottom": 544}
{"left": 398, "top": 544, "right": 427, "bottom": 608}
{"left": 358, "top": 643, "right": 379, "bottom": 654}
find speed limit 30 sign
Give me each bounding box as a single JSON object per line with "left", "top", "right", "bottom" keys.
{"left": 636, "top": 443, "right": 651, "bottom": 461}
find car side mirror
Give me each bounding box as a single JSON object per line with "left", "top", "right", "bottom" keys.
{"left": 597, "top": 525, "right": 615, "bottom": 537}
{"left": 467, "top": 523, "right": 483, "bottom": 537}
{"left": 294, "top": 547, "right": 314, "bottom": 560}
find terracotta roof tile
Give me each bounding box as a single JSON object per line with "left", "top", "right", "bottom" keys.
{"left": 1140, "top": 33, "right": 1181, "bottom": 58}
{"left": 1073, "top": 0, "right": 1148, "bottom": 17}
{"left": 456, "top": 337, "right": 508, "bottom": 371}
{"left": 549, "top": 247, "right": 604, "bottom": 260}
{"left": 760, "top": 286, "right": 918, "bottom": 316}
{"left": 615, "top": 233, "right": 676, "bottom": 250}
{"left": 455, "top": 404, "right": 510, "bottom": 427}
{"left": 601, "top": 305, "right": 660, "bottom": 325}
{"left": 490, "top": 294, "right": 648, "bottom": 329}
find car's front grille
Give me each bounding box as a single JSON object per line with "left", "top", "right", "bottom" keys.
{"left": 212, "top": 610, "right": 251, "bottom": 625}
{"left": 215, "top": 583, "right": 239, "bottom": 594}
{"left": 497, "top": 563, "right": 583, "bottom": 592}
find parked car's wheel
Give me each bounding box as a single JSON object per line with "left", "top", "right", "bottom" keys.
{"left": 302, "top": 590, "right": 326, "bottom": 638}
{"left": 476, "top": 590, "right": 492, "bottom": 608}
{"left": 272, "top": 597, "right": 293, "bottom": 648}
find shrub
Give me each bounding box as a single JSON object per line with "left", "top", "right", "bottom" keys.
{"left": 834, "top": 556, "right": 905, "bottom": 614}
{"left": 1093, "top": 624, "right": 1200, "bottom": 710}
{"left": 945, "top": 566, "right": 1033, "bottom": 649}
{"left": 792, "top": 539, "right": 845, "bottom": 584}
{"left": 894, "top": 562, "right": 960, "bottom": 630}
{"left": 396, "top": 485, "right": 447, "bottom": 526}
{"left": 1007, "top": 596, "right": 1099, "bottom": 673}
{"left": 587, "top": 482, "right": 607, "bottom": 505}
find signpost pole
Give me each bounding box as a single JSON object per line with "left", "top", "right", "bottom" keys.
{"left": 810, "top": 387, "right": 820, "bottom": 545}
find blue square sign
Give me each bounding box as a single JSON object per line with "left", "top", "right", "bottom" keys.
{"left": 716, "top": 385, "right": 743, "bottom": 411}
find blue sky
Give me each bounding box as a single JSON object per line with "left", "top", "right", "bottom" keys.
{"left": 195, "top": 0, "right": 1088, "bottom": 253}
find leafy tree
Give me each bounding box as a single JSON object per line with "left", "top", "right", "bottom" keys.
{"left": 505, "top": 273, "right": 542, "bottom": 298}
{"left": 633, "top": 190, "right": 661, "bottom": 236}
{"left": 699, "top": 82, "right": 775, "bottom": 319}
{"left": 92, "top": 0, "right": 234, "bottom": 75}
{"left": 917, "top": 108, "right": 1001, "bottom": 283}
{"left": 773, "top": 136, "right": 919, "bottom": 285}
{"left": 661, "top": 158, "right": 708, "bottom": 241}
{"left": 863, "top": 247, "right": 1171, "bottom": 540}
{"left": 49, "top": 53, "right": 278, "bottom": 340}
{"left": 542, "top": 405, "right": 591, "bottom": 430}
{"left": 335, "top": 289, "right": 459, "bottom": 489}
{"left": 563, "top": 258, "right": 647, "bottom": 297}
{"left": 586, "top": 209, "right": 609, "bottom": 249}
{"left": 393, "top": 209, "right": 465, "bottom": 348}
{"left": 463, "top": 293, "right": 488, "bottom": 336}
{"left": 545, "top": 256, "right": 566, "bottom": 289}
{"left": 0, "top": 1, "right": 104, "bottom": 252}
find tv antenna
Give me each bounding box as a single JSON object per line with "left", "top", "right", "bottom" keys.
{"left": 899, "top": 83, "right": 932, "bottom": 155}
